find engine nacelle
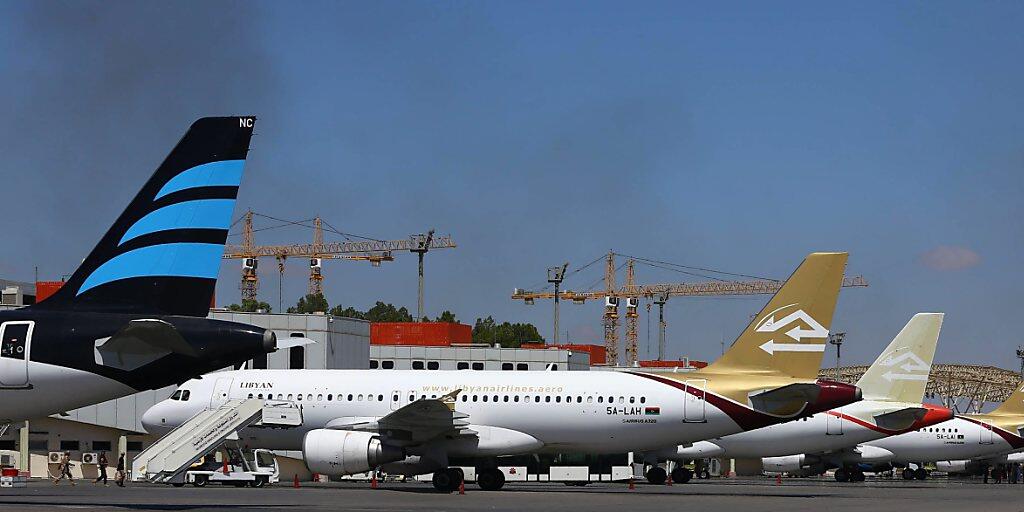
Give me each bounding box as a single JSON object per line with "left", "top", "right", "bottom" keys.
{"left": 935, "top": 460, "right": 969, "bottom": 473}
{"left": 763, "top": 454, "right": 811, "bottom": 472}
{"left": 303, "top": 429, "right": 404, "bottom": 476}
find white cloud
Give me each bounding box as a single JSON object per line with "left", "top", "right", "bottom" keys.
{"left": 919, "top": 246, "right": 981, "bottom": 271}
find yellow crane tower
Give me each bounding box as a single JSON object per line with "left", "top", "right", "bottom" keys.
{"left": 512, "top": 251, "right": 868, "bottom": 366}
{"left": 223, "top": 211, "right": 457, "bottom": 311}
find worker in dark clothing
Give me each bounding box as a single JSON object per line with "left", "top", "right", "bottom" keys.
{"left": 115, "top": 454, "right": 127, "bottom": 487}
{"left": 94, "top": 451, "right": 109, "bottom": 486}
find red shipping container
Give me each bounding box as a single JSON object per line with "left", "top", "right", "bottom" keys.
{"left": 519, "top": 343, "right": 607, "bottom": 365}
{"left": 35, "top": 281, "right": 65, "bottom": 303}
{"left": 371, "top": 322, "right": 472, "bottom": 346}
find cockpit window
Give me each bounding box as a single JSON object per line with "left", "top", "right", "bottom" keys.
{"left": 181, "top": 390, "right": 191, "bottom": 401}
{"left": 170, "top": 390, "right": 182, "bottom": 400}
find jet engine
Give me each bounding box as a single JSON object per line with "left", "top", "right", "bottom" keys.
{"left": 763, "top": 454, "right": 815, "bottom": 472}
{"left": 935, "top": 460, "right": 972, "bottom": 474}
{"left": 303, "top": 429, "right": 404, "bottom": 476}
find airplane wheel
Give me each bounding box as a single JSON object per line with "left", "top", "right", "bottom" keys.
{"left": 834, "top": 468, "right": 850, "bottom": 482}
{"left": 477, "top": 468, "right": 505, "bottom": 491}
{"left": 646, "top": 466, "right": 667, "bottom": 485}
{"left": 902, "top": 468, "right": 914, "bottom": 480}
{"left": 671, "top": 467, "right": 692, "bottom": 484}
{"left": 851, "top": 470, "right": 865, "bottom": 482}
{"left": 699, "top": 468, "right": 711, "bottom": 480}
{"left": 252, "top": 476, "right": 267, "bottom": 488}
{"left": 914, "top": 468, "right": 928, "bottom": 480}
{"left": 193, "top": 476, "right": 208, "bottom": 487}
{"left": 432, "top": 470, "right": 454, "bottom": 492}
{"left": 446, "top": 468, "right": 464, "bottom": 492}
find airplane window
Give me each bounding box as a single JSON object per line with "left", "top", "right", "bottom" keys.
{"left": 427, "top": 361, "right": 439, "bottom": 370}
{"left": 347, "top": 394, "right": 353, "bottom": 401}
{"left": 483, "top": 395, "right": 489, "bottom": 402}
{"left": 493, "top": 395, "right": 498, "bottom": 402}
{"left": 577, "top": 396, "right": 582, "bottom": 403}
{"left": 370, "top": 360, "right": 379, "bottom": 369}
{"left": 640, "top": 397, "right": 646, "bottom": 404}
{"left": 550, "top": 364, "right": 558, "bottom": 370}
{"left": 382, "top": 361, "right": 395, "bottom": 370}
{"left": 525, "top": 396, "right": 531, "bottom": 403}
{"left": 472, "top": 362, "right": 484, "bottom": 371}
{"left": 248, "top": 393, "right": 254, "bottom": 399}
{"left": 327, "top": 394, "right": 332, "bottom": 401}
{"left": 368, "top": 395, "right": 375, "bottom": 402}
{"left": 517, "top": 363, "right": 528, "bottom": 371}
{"left": 461, "top": 395, "right": 468, "bottom": 402}
{"left": 297, "top": 395, "right": 303, "bottom": 401}
{"left": 392, "top": 394, "right": 399, "bottom": 402}
{"left": 514, "top": 396, "right": 520, "bottom": 403}
{"left": 587, "top": 396, "right": 593, "bottom": 404}
{"left": 171, "top": 390, "right": 182, "bottom": 400}
{"left": 258, "top": 394, "right": 264, "bottom": 399}
{"left": 502, "top": 363, "right": 514, "bottom": 371}
{"left": 431, "top": 395, "right": 437, "bottom": 399}
{"left": 556, "top": 396, "right": 562, "bottom": 403}
{"left": 317, "top": 394, "right": 323, "bottom": 401}
{"left": 457, "top": 362, "right": 469, "bottom": 370}
{"left": 358, "top": 394, "right": 364, "bottom": 401}
{"left": 619, "top": 397, "right": 624, "bottom": 404}
{"left": 535, "top": 395, "right": 540, "bottom": 403}
{"left": 307, "top": 394, "right": 313, "bottom": 401}
{"left": 412, "top": 361, "right": 425, "bottom": 370}
{"left": 608, "top": 396, "right": 613, "bottom": 403}
{"left": 472, "top": 395, "right": 478, "bottom": 402}
{"left": 378, "top": 394, "right": 384, "bottom": 401}
{"left": 545, "top": 396, "right": 551, "bottom": 403}
{"left": 181, "top": 390, "right": 190, "bottom": 401}
{"left": 598, "top": 396, "right": 604, "bottom": 403}
{"left": 629, "top": 397, "right": 635, "bottom": 404}
{"left": 503, "top": 396, "right": 509, "bottom": 403}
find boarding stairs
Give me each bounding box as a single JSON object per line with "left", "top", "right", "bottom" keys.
{"left": 132, "top": 399, "right": 301, "bottom": 484}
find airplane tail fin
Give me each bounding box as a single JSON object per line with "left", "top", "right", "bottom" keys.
{"left": 702, "top": 252, "right": 847, "bottom": 379}
{"left": 32, "top": 116, "right": 256, "bottom": 317}
{"left": 992, "top": 382, "right": 1024, "bottom": 416}
{"left": 856, "top": 313, "right": 943, "bottom": 403}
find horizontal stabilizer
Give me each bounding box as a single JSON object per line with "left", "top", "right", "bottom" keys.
{"left": 748, "top": 383, "right": 821, "bottom": 417}
{"left": 94, "top": 319, "right": 197, "bottom": 371}
{"left": 275, "top": 336, "right": 318, "bottom": 350}
{"left": 873, "top": 407, "right": 927, "bottom": 431}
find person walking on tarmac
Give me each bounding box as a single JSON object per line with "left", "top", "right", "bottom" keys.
{"left": 114, "top": 453, "right": 126, "bottom": 487}
{"left": 53, "top": 451, "right": 75, "bottom": 485}
{"left": 94, "top": 451, "right": 109, "bottom": 486}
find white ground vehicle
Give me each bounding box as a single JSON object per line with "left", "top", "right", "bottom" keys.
{"left": 179, "top": 447, "right": 279, "bottom": 488}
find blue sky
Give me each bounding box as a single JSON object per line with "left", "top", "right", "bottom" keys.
{"left": 1, "top": 1, "right": 1021, "bottom": 368}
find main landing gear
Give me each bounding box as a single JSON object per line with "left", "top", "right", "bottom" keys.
{"left": 671, "top": 467, "right": 693, "bottom": 484}
{"left": 476, "top": 468, "right": 506, "bottom": 491}
{"left": 646, "top": 466, "right": 667, "bottom": 485}
{"left": 431, "top": 468, "right": 464, "bottom": 492}
{"left": 901, "top": 467, "right": 928, "bottom": 480}
{"left": 834, "top": 467, "right": 865, "bottom": 482}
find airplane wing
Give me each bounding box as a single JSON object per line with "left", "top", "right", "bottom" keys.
{"left": 748, "top": 383, "right": 820, "bottom": 417}
{"left": 873, "top": 407, "right": 927, "bottom": 431}
{"left": 324, "top": 390, "right": 471, "bottom": 445}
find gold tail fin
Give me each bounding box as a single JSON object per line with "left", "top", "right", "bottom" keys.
{"left": 703, "top": 252, "right": 847, "bottom": 379}
{"left": 856, "top": 313, "right": 943, "bottom": 403}
{"left": 992, "top": 381, "right": 1024, "bottom": 416}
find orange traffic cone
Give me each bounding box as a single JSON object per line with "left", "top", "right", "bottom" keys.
{"left": 223, "top": 459, "right": 229, "bottom": 475}
{"left": 628, "top": 478, "right": 636, "bottom": 490}
{"left": 459, "top": 480, "right": 465, "bottom": 495}
{"left": 666, "top": 473, "right": 673, "bottom": 486}
{"left": 293, "top": 474, "right": 300, "bottom": 488}
{"left": 775, "top": 474, "right": 782, "bottom": 486}
{"left": 371, "top": 472, "right": 378, "bottom": 489}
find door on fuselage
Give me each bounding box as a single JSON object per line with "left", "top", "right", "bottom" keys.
{"left": 684, "top": 379, "right": 707, "bottom": 423}
{"left": 980, "top": 423, "right": 995, "bottom": 445}
{"left": 826, "top": 412, "right": 844, "bottom": 435}
{"left": 210, "top": 377, "right": 234, "bottom": 408}
{"left": 0, "top": 321, "right": 33, "bottom": 389}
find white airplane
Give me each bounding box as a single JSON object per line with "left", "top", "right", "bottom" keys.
{"left": 856, "top": 382, "right": 1024, "bottom": 480}
{"left": 0, "top": 117, "right": 281, "bottom": 424}
{"left": 747, "top": 314, "right": 954, "bottom": 482}
{"left": 143, "top": 252, "right": 861, "bottom": 491}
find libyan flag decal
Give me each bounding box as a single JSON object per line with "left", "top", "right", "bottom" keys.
{"left": 644, "top": 407, "right": 661, "bottom": 416}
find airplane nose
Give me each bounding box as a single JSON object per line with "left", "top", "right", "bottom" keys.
{"left": 141, "top": 402, "right": 170, "bottom": 435}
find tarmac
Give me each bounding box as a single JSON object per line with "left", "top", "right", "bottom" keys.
{"left": 0, "top": 476, "right": 1021, "bottom": 512}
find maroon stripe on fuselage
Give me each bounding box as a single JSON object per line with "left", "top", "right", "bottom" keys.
{"left": 627, "top": 371, "right": 801, "bottom": 431}
{"left": 959, "top": 416, "right": 1024, "bottom": 450}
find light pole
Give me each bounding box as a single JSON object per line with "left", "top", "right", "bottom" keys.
{"left": 410, "top": 231, "right": 434, "bottom": 322}
{"left": 547, "top": 263, "right": 568, "bottom": 345}
{"left": 829, "top": 332, "right": 846, "bottom": 381}
{"left": 654, "top": 293, "right": 668, "bottom": 361}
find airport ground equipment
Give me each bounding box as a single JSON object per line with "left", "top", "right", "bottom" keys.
{"left": 132, "top": 399, "right": 299, "bottom": 485}
{"left": 182, "top": 447, "right": 279, "bottom": 488}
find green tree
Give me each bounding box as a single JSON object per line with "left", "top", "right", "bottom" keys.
{"left": 227, "top": 299, "right": 272, "bottom": 313}
{"left": 364, "top": 301, "right": 414, "bottom": 322}
{"left": 287, "top": 293, "right": 329, "bottom": 314}
{"left": 434, "top": 310, "right": 458, "bottom": 323}
{"left": 329, "top": 304, "right": 366, "bottom": 319}
{"left": 472, "top": 316, "right": 544, "bottom": 348}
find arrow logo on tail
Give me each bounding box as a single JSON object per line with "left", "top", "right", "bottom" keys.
{"left": 759, "top": 340, "right": 827, "bottom": 355}
{"left": 756, "top": 308, "right": 829, "bottom": 342}
{"left": 881, "top": 372, "right": 929, "bottom": 382}
{"left": 878, "top": 351, "right": 930, "bottom": 373}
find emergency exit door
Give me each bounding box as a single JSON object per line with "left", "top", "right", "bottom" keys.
{"left": 0, "top": 321, "right": 33, "bottom": 388}
{"left": 683, "top": 379, "right": 707, "bottom": 423}
{"left": 980, "top": 423, "right": 995, "bottom": 445}
{"left": 826, "top": 412, "right": 844, "bottom": 435}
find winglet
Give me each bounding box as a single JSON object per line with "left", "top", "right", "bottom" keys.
{"left": 857, "top": 313, "right": 943, "bottom": 402}
{"left": 702, "top": 252, "right": 847, "bottom": 378}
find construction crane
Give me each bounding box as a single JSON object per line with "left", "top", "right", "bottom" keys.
{"left": 512, "top": 251, "right": 868, "bottom": 366}
{"left": 223, "top": 211, "right": 457, "bottom": 307}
